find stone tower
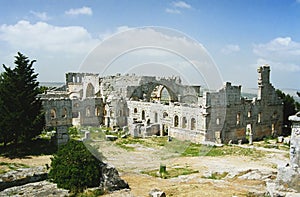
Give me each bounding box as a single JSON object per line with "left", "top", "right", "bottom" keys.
{"left": 257, "top": 64, "right": 270, "bottom": 100}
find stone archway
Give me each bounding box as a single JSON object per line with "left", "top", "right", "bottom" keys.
{"left": 130, "top": 82, "right": 178, "bottom": 102}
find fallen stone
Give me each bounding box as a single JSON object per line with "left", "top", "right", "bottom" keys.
{"left": 0, "top": 180, "right": 69, "bottom": 197}
{"left": 238, "top": 169, "right": 275, "bottom": 181}
{"left": 149, "top": 188, "right": 166, "bottom": 197}
{"left": 100, "top": 164, "right": 129, "bottom": 192}
{"left": 0, "top": 166, "right": 48, "bottom": 191}
{"left": 106, "top": 135, "right": 118, "bottom": 141}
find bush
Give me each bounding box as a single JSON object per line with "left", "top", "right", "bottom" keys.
{"left": 48, "top": 140, "right": 103, "bottom": 193}
{"left": 68, "top": 126, "right": 80, "bottom": 138}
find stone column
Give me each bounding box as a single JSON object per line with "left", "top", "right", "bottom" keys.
{"left": 248, "top": 133, "right": 253, "bottom": 145}
{"left": 289, "top": 112, "right": 300, "bottom": 168}
{"left": 276, "top": 112, "right": 300, "bottom": 192}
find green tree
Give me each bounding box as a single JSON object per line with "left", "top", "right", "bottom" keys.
{"left": 48, "top": 140, "right": 103, "bottom": 193}
{"left": 276, "top": 89, "right": 300, "bottom": 135}
{"left": 0, "top": 52, "right": 44, "bottom": 147}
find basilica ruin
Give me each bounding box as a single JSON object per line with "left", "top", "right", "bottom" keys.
{"left": 39, "top": 65, "right": 283, "bottom": 144}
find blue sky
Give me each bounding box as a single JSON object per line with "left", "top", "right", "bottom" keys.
{"left": 0, "top": 0, "right": 299, "bottom": 89}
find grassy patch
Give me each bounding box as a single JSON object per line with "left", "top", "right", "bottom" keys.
{"left": 256, "top": 142, "right": 290, "bottom": 151}
{"left": 114, "top": 137, "right": 144, "bottom": 151}
{"left": 181, "top": 143, "right": 203, "bottom": 156}
{"left": 206, "top": 146, "right": 265, "bottom": 157}
{"left": 114, "top": 136, "right": 169, "bottom": 151}
{"left": 181, "top": 143, "right": 265, "bottom": 158}
{"left": 0, "top": 162, "right": 30, "bottom": 174}
{"left": 141, "top": 166, "right": 199, "bottom": 179}
{"left": 202, "top": 171, "right": 228, "bottom": 180}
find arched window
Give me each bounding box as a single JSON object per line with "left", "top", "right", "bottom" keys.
{"left": 134, "top": 108, "right": 138, "bottom": 113}
{"left": 191, "top": 118, "right": 196, "bottom": 130}
{"left": 216, "top": 118, "right": 220, "bottom": 125}
{"left": 142, "top": 110, "right": 145, "bottom": 120}
{"left": 86, "top": 107, "right": 91, "bottom": 117}
{"left": 236, "top": 113, "right": 241, "bottom": 125}
{"left": 258, "top": 112, "right": 262, "bottom": 123}
{"left": 154, "top": 112, "right": 158, "bottom": 123}
{"left": 50, "top": 108, "right": 56, "bottom": 119}
{"left": 163, "top": 112, "right": 168, "bottom": 118}
{"left": 248, "top": 111, "right": 251, "bottom": 118}
{"left": 160, "top": 87, "right": 170, "bottom": 103}
{"left": 62, "top": 108, "right": 67, "bottom": 118}
{"left": 95, "top": 106, "right": 101, "bottom": 116}
{"left": 150, "top": 85, "right": 171, "bottom": 103}
{"left": 182, "top": 117, "right": 187, "bottom": 128}
{"left": 174, "top": 115, "right": 179, "bottom": 127}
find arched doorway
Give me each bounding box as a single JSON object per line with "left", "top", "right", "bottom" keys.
{"left": 150, "top": 85, "right": 171, "bottom": 104}
{"left": 86, "top": 83, "right": 95, "bottom": 97}
{"left": 174, "top": 115, "right": 179, "bottom": 127}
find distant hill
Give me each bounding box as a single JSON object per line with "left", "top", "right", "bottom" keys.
{"left": 242, "top": 87, "right": 300, "bottom": 103}
{"left": 39, "top": 82, "right": 64, "bottom": 88}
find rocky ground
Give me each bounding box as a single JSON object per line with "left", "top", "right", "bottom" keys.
{"left": 95, "top": 139, "right": 290, "bottom": 197}
{"left": 0, "top": 138, "right": 299, "bottom": 197}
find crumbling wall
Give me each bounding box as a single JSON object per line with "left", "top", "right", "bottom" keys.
{"left": 207, "top": 65, "right": 283, "bottom": 144}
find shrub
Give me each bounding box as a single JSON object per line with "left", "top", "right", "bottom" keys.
{"left": 48, "top": 140, "right": 103, "bottom": 193}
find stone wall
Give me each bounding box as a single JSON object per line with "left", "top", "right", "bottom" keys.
{"left": 206, "top": 65, "right": 283, "bottom": 143}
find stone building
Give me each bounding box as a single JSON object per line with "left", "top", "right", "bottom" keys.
{"left": 39, "top": 65, "right": 283, "bottom": 144}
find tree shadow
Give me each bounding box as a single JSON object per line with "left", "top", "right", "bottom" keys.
{"left": 0, "top": 138, "right": 57, "bottom": 159}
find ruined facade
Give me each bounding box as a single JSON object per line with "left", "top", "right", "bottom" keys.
{"left": 40, "top": 65, "right": 283, "bottom": 144}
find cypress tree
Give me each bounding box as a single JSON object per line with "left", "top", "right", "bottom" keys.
{"left": 0, "top": 52, "right": 44, "bottom": 147}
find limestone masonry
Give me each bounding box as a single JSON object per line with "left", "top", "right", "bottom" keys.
{"left": 39, "top": 65, "right": 283, "bottom": 144}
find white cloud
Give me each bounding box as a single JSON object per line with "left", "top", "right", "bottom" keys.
{"left": 253, "top": 37, "right": 300, "bottom": 72}
{"left": 221, "top": 44, "right": 240, "bottom": 54}
{"left": 173, "top": 1, "right": 192, "bottom": 9}
{"left": 166, "top": 1, "right": 192, "bottom": 14}
{"left": 0, "top": 20, "right": 99, "bottom": 54}
{"left": 30, "top": 11, "right": 50, "bottom": 21}
{"left": 256, "top": 58, "right": 300, "bottom": 72}
{"left": 80, "top": 27, "right": 223, "bottom": 89}
{"left": 65, "top": 6, "right": 92, "bottom": 16}
{"left": 99, "top": 26, "right": 132, "bottom": 41}
{"left": 0, "top": 20, "right": 101, "bottom": 82}
{"left": 165, "top": 8, "right": 181, "bottom": 14}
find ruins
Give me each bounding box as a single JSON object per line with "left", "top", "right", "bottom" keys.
{"left": 276, "top": 112, "right": 300, "bottom": 192}
{"left": 39, "top": 65, "right": 283, "bottom": 144}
